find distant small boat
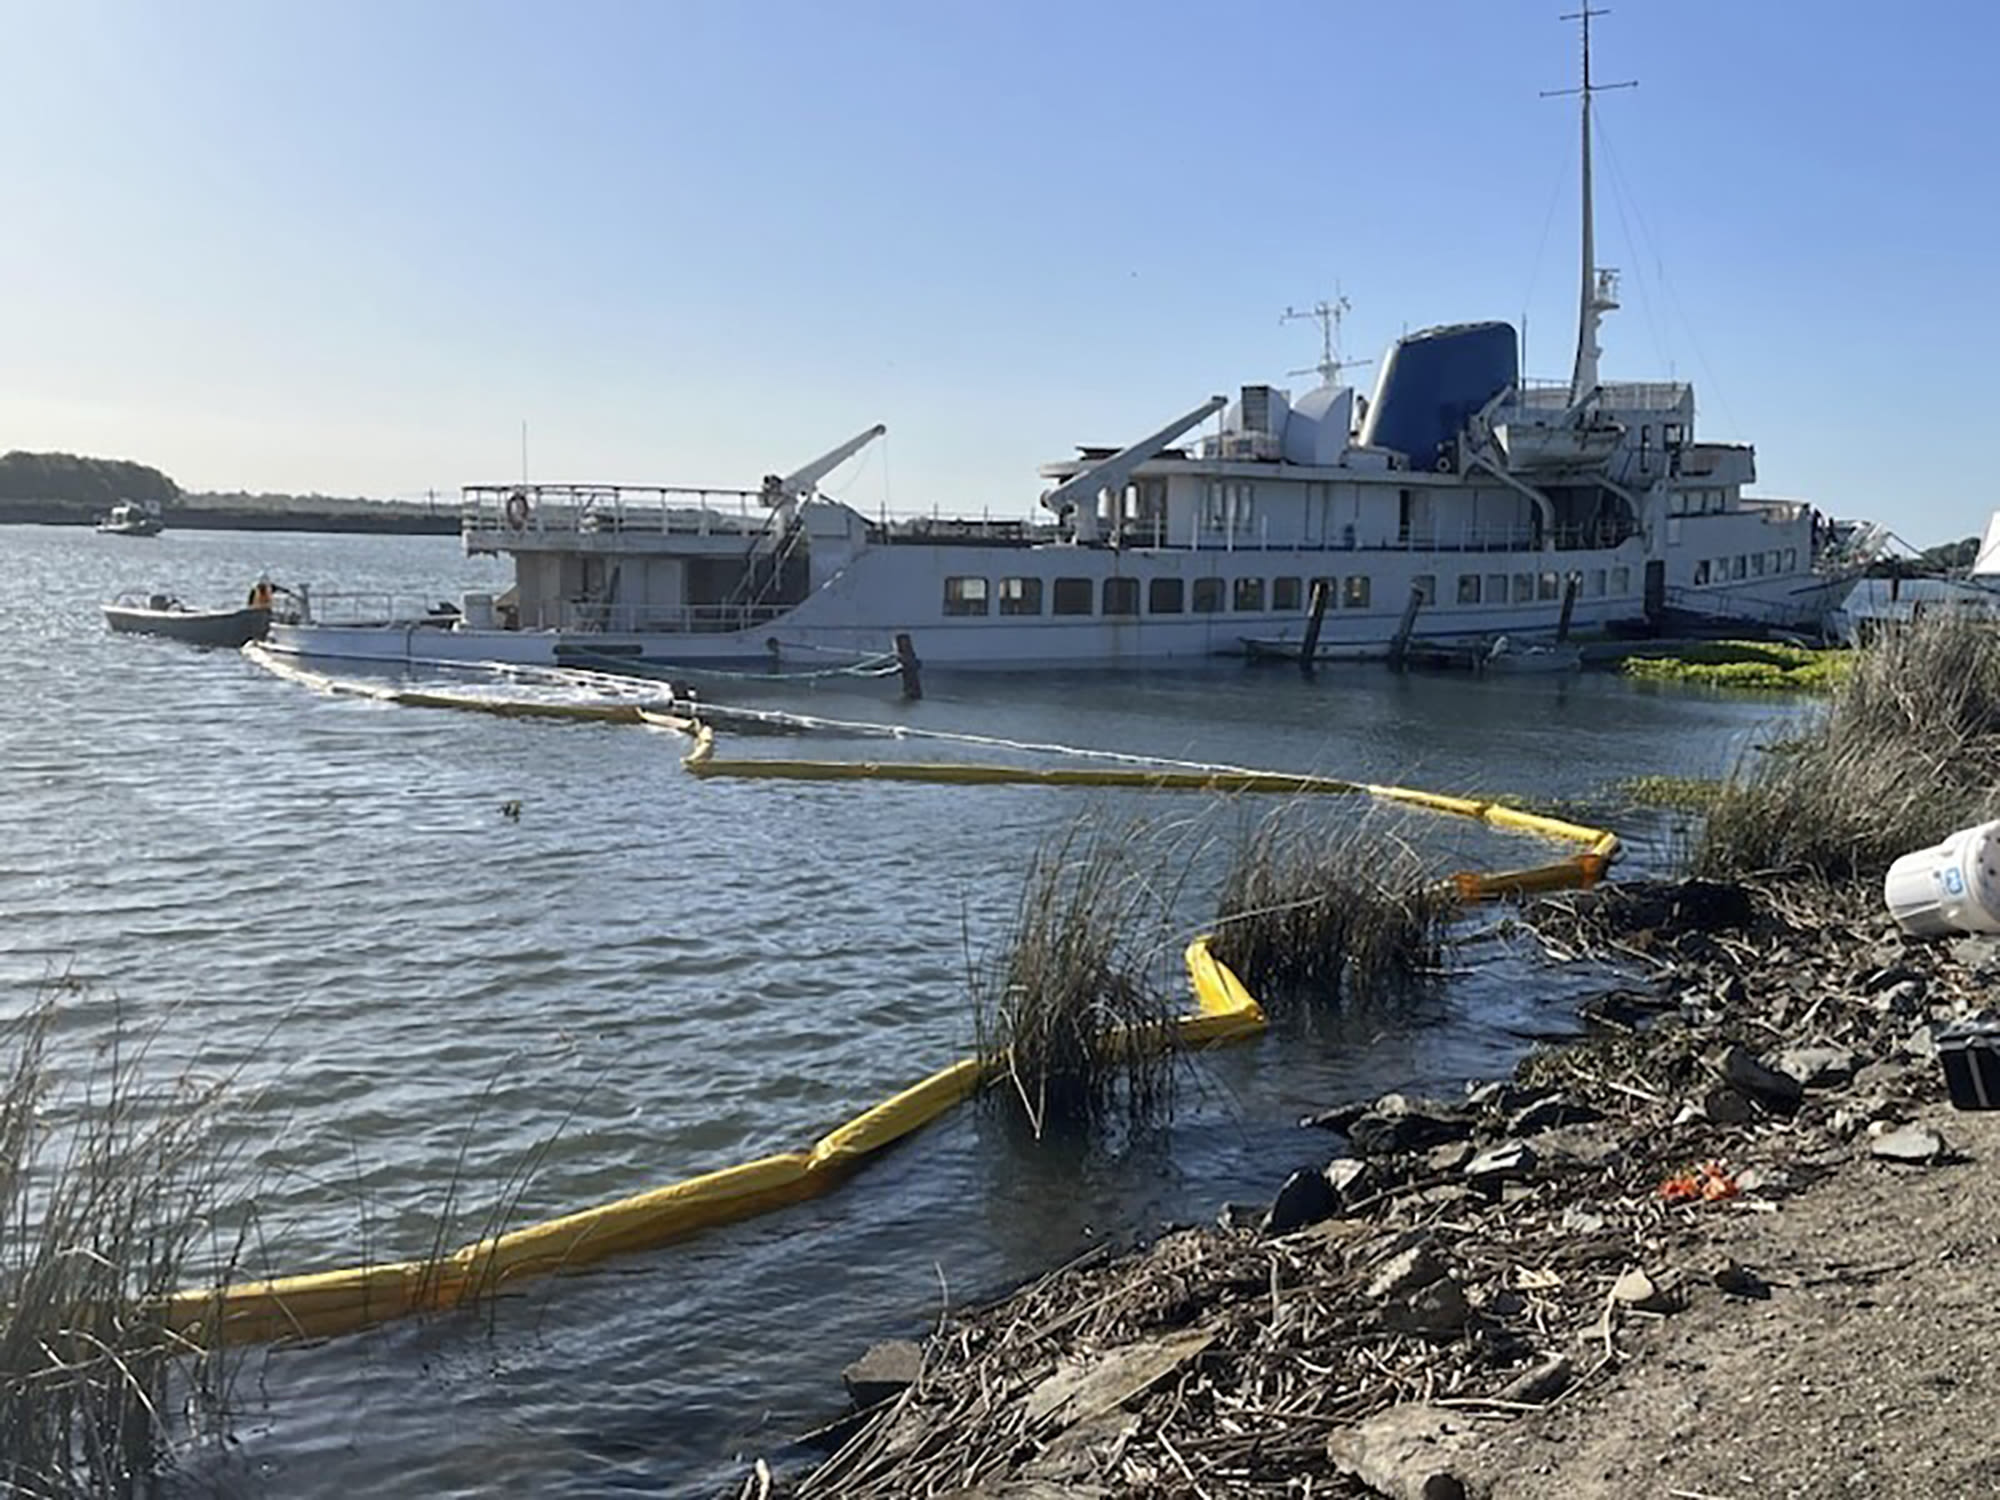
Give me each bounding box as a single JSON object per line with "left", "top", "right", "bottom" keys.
{"left": 97, "top": 503, "right": 163, "bottom": 537}
{"left": 1479, "top": 635, "right": 1583, "bottom": 674}
{"left": 102, "top": 593, "right": 269, "bottom": 647}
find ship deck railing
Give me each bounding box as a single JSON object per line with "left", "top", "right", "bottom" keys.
{"left": 462, "top": 484, "right": 774, "bottom": 541}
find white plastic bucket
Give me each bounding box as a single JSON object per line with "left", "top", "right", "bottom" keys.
{"left": 459, "top": 592, "right": 496, "bottom": 630}
{"left": 1882, "top": 819, "right": 2000, "bottom": 937}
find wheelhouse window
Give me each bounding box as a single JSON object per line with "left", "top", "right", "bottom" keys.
{"left": 1413, "top": 574, "right": 1437, "bottom": 606}
{"left": 1457, "top": 574, "right": 1481, "bottom": 605}
{"left": 1233, "top": 577, "right": 1265, "bottom": 612}
{"left": 1052, "top": 577, "right": 1093, "bottom": 615}
{"left": 1342, "top": 575, "right": 1371, "bottom": 609}
{"left": 943, "top": 576, "right": 989, "bottom": 616}
{"left": 998, "top": 577, "right": 1042, "bottom": 615}
{"left": 1149, "top": 577, "right": 1184, "bottom": 614}
{"left": 1192, "top": 578, "right": 1223, "bottom": 613}
{"left": 1103, "top": 577, "right": 1139, "bottom": 616}
{"left": 1272, "top": 576, "right": 1302, "bottom": 612}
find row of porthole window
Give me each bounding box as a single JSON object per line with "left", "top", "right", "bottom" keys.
{"left": 943, "top": 567, "right": 1636, "bottom": 619}
{"left": 942, "top": 575, "right": 1370, "bottom": 618}
{"left": 1692, "top": 549, "right": 1797, "bottom": 586}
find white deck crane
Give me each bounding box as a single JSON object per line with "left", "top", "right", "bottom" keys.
{"left": 760, "top": 424, "right": 887, "bottom": 525}
{"left": 1040, "top": 395, "right": 1226, "bottom": 544}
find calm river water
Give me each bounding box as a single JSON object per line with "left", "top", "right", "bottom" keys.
{"left": 0, "top": 525, "right": 1799, "bottom": 1496}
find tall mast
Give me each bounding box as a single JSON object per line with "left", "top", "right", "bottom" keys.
{"left": 1544, "top": 9, "right": 1634, "bottom": 405}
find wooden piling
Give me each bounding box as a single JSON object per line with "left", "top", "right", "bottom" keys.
{"left": 895, "top": 632, "right": 923, "bottom": 700}
{"left": 1388, "top": 585, "right": 1424, "bottom": 672}
{"left": 1557, "top": 571, "right": 1580, "bottom": 642}
{"left": 1299, "top": 579, "right": 1331, "bottom": 677}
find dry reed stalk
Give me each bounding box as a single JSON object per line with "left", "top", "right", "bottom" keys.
{"left": 1697, "top": 613, "right": 2000, "bottom": 881}
{"left": 0, "top": 988, "right": 249, "bottom": 1497}
{"left": 971, "top": 816, "right": 1189, "bottom": 1138}
{"left": 1211, "top": 805, "right": 1454, "bottom": 1007}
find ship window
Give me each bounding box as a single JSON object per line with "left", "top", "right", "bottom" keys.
{"left": 1486, "top": 573, "right": 1508, "bottom": 604}
{"left": 1458, "top": 574, "right": 1481, "bottom": 605}
{"left": 1589, "top": 570, "right": 1606, "bottom": 597}
{"left": 1234, "top": 577, "right": 1265, "bottom": 612}
{"left": 1694, "top": 560, "right": 1711, "bottom": 586}
{"left": 1785, "top": 548, "right": 1798, "bottom": 572}
{"left": 1731, "top": 556, "right": 1747, "bottom": 580}
{"left": 1103, "top": 577, "right": 1139, "bottom": 616}
{"left": 1342, "top": 575, "right": 1371, "bottom": 609}
{"left": 1512, "top": 573, "right": 1535, "bottom": 604}
{"left": 1751, "top": 552, "right": 1767, "bottom": 577}
{"left": 1149, "top": 577, "right": 1184, "bottom": 614}
{"left": 1413, "top": 574, "right": 1436, "bottom": 606}
{"left": 1053, "top": 577, "right": 1094, "bottom": 615}
{"left": 998, "top": 577, "right": 1042, "bottom": 615}
{"left": 1538, "top": 571, "right": 1560, "bottom": 601}
{"left": 1272, "top": 576, "right": 1302, "bottom": 611}
{"left": 1612, "top": 566, "right": 1632, "bottom": 594}
{"left": 1768, "top": 549, "right": 1783, "bottom": 574}
{"left": 1192, "top": 577, "right": 1223, "bottom": 613}
{"left": 943, "top": 576, "right": 989, "bottom": 616}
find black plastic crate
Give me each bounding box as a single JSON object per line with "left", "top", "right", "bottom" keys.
{"left": 1938, "top": 1018, "right": 2000, "bottom": 1111}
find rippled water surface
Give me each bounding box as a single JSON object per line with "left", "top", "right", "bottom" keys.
{"left": 0, "top": 525, "right": 1800, "bottom": 1496}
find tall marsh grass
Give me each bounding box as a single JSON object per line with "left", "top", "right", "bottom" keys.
{"left": 0, "top": 992, "right": 246, "bottom": 1497}
{"left": 1211, "top": 806, "right": 1454, "bottom": 1005}
{"left": 1696, "top": 614, "right": 2000, "bottom": 881}
{"left": 971, "top": 818, "right": 1187, "bottom": 1138}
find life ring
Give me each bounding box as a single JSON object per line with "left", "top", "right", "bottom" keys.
{"left": 505, "top": 491, "right": 532, "bottom": 530}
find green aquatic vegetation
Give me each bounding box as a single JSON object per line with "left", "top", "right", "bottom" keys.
{"left": 1618, "top": 775, "right": 1723, "bottom": 810}
{"left": 1620, "top": 640, "right": 1851, "bottom": 691}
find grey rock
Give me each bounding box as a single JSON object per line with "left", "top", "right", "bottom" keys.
{"left": 1347, "top": 1105, "right": 1474, "bottom": 1156}
{"left": 1561, "top": 1204, "right": 1607, "bottom": 1234}
{"left": 1735, "top": 1165, "right": 1795, "bottom": 1197}
{"left": 1721, "top": 1044, "right": 1804, "bottom": 1112}
{"left": 1863, "top": 962, "right": 1922, "bottom": 995}
{"left": 1325, "top": 1402, "right": 1479, "bottom": 1500}
{"left": 1217, "top": 1201, "right": 1262, "bottom": 1231}
{"left": 1870, "top": 1124, "right": 1948, "bottom": 1165}
{"left": 1464, "top": 1142, "right": 1539, "bottom": 1186}
{"left": 1263, "top": 1166, "right": 1338, "bottom": 1236}
{"left": 1478, "top": 1287, "right": 1527, "bottom": 1319}
{"left": 1711, "top": 1259, "right": 1772, "bottom": 1300}
{"left": 1499, "top": 1353, "right": 1574, "bottom": 1404}
{"left": 1702, "top": 1086, "right": 1756, "bottom": 1125}
{"left": 1326, "top": 1157, "right": 1374, "bottom": 1203}
{"left": 1384, "top": 1276, "right": 1471, "bottom": 1335}
{"left": 1369, "top": 1242, "right": 1448, "bottom": 1300}
{"left": 1903, "top": 1023, "right": 1943, "bottom": 1062}
{"left": 1610, "top": 1267, "right": 1676, "bottom": 1314}
{"left": 1426, "top": 1140, "right": 1476, "bottom": 1174}
{"left": 1950, "top": 935, "right": 2000, "bottom": 976}
{"left": 842, "top": 1339, "right": 923, "bottom": 1409}
{"left": 1776, "top": 1045, "right": 1857, "bottom": 1089}
{"left": 1301, "top": 1099, "right": 1373, "bottom": 1133}
{"left": 1876, "top": 979, "right": 1928, "bottom": 1018}
{"left": 1507, "top": 1094, "right": 1605, "bottom": 1135}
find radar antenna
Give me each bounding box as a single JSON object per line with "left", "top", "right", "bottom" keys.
{"left": 1281, "top": 293, "right": 1372, "bottom": 387}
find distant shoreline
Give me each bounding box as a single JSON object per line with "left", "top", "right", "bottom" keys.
{"left": 0, "top": 499, "right": 458, "bottom": 536}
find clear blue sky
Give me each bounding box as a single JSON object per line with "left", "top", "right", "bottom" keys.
{"left": 4, "top": 0, "right": 1994, "bottom": 544}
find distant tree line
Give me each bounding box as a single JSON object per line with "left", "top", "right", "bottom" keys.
{"left": 0, "top": 451, "right": 179, "bottom": 507}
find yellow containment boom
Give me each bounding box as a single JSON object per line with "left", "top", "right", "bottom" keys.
{"left": 160, "top": 939, "right": 1266, "bottom": 1347}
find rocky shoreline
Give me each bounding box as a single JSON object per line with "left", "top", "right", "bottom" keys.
{"left": 748, "top": 875, "right": 1997, "bottom": 1498}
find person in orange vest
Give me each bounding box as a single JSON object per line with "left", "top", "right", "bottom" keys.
{"left": 246, "top": 578, "right": 275, "bottom": 610}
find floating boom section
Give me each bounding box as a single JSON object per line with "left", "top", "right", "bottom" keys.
{"left": 760, "top": 424, "right": 887, "bottom": 509}
{"left": 1040, "top": 395, "right": 1226, "bottom": 542}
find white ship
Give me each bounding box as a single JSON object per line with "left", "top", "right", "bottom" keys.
{"left": 270, "top": 15, "right": 1839, "bottom": 674}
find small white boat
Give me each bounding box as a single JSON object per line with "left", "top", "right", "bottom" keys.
{"left": 1479, "top": 635, "right": 1583, "bottom": 674}
{"left": 96, "top": 503, "right": 163, "bottom": 537}
{"left": 102, "top": 592, "right": 269, "bottom": 647}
